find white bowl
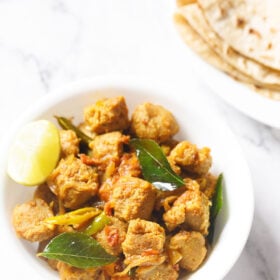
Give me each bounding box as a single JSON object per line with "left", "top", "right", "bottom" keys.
{"left": 0, "top": 77, "right": 254, "bottom": 280}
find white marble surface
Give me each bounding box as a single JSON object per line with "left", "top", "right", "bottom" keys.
{"left": 0, "top": 0, "right": 279, "bottom": 279}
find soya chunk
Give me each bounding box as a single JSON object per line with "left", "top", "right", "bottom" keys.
{"left": 168, "top": 141, "right": 212, "bottom": 176}
{"left": 130, "top": 102, "right": 179, "bottom": 143}
{"left": 196, "top": 173, "right": 218, "bottom": 199}
{"left": 122, "top": 219, "right": 165, "bottom": 259}
{"left": 169, "top": 231, "right": 207, "bottom": 271}
{"left": 95, "top": 216, "right": 127, "bottom": 256}
{"left": 117, "top": 152, "right": 141, "bottom": 177}
{"left": 12, "top": 198, "right": 55, "bottom": 242}
{"left": 57, "top": 262, "right": 102, "bottom": 280}
{"left": 136, "top": 262, "right": 179, "bottom": 280}
{"left": 47, "top": 155, "right": 99, "bottom": 209}
{"left": 163, "top": 184, "right": 210, "bottom": 235}
{"left": 111, "top": 176, "right": 156, "bottom": 221}
{"left": 89, "top": 131, "right": 129, "bottom": 167}
{"left": 84, "top": 96, "right": 130, "bottom": 134}
{"left": 59, "top": 130, "right": 80, "bottom": 157}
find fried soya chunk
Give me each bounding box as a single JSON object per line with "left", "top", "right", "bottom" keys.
{"left": 98, "top": 177, "right": 114, "bottom": 202}
{"left": 47, "top": 155, "right": 99, "bottom": 209}
{"left": 196, "top": 173, "right": 218, "bottom": 199}
{"left": 98, "top": 175, "right": 119, "bottom": 202}
{"left": 160, "top": 139, "right": 179, "bottom": 156}
{"left": 57, "top": 261, "right": 102, "bottom": 280}
{"left": 59, "top": 130, "right": 80, "bottom": 157}
{"left": 117, "top": 152, "right": 141, "bottom": 177}
{"left": 168, "top": 141, "right": 212, "bottom": 176}
{"left": 135, "top": 262, "right": 179, "bottom": 280}
{"left": 163, "top": 180, "right": 210, "bottom": 235}
{"left": 130, "top": 102, "right": 179, "bottom": 143}
{"left": 169, "top": 231, "right": 207, "bottom": 272}
{"left": 84, "top": 96, "right": 130, "bottom": 134}
{"left": 111, "top": 176, "right": 156, "bottom": 221}
{"left": 122, "top": 219, "right": 166, "bottom": 261}
{"left": 12, "top": 198, "right": 55, "bottom": 242}
{"left": 89, "top": 131, "right": 129, "bottom": 168}
{"left": 154, "top": 186, "right": 187, "bottom": 211}
{"left": 95, "top": 216, "right": 127, "bottom": 256}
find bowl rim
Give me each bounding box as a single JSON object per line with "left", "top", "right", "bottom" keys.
{"left": 0, "top": 75, "right": 254, "bottom": 280}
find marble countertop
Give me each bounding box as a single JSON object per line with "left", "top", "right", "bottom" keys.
{"left": 0, "top": 1, "right": 279, "bottom": 279}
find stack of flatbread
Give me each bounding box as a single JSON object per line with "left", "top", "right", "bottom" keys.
{"left": 174, "top": 0, "right": 280, "bottom": 100}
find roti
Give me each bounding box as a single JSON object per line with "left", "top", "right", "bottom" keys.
{"left": 174, "top": 14, "right": 253, "bottom": 82}
{"left": 178, "top": 3, "right": 280, "bottom": 90}
{"left": 174, "top": 13, "right": 280, "bottom": 100}
{"left": 197, "top": 0, "right": 280, "bottom": 71}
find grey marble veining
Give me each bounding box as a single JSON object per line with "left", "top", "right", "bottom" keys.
{"left": 0, "top": 0, "right": 279, "bottom": 279}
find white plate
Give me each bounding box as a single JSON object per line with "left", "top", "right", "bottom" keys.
{"left": 0, "top": 77, "right": 253, "bottom": 280}
{"left": 189, "top": 51, "right": 280, "bottom": 129}
{"left": 148, "top": 0, "right": 280, "bottom": 129}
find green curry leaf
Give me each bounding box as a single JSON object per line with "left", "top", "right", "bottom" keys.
{"left": 38, "top": 232, "right": 117, "bottom": 268}
{"left": 208, "top": 174, "right": 223, "bottom": 244}
{"left": 130, "top": 138, "right": 185, "bottom": 191}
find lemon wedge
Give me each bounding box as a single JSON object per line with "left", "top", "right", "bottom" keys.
{"left": 7, "top": 120, "right": 61, "bottom": 186}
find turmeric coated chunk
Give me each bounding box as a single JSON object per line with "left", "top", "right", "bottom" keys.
{"left": 89, "top": 131, "right": 129, "bottom": 167}
{"left": 95, "top": 216, "right": 127, "bottom": 256}
{"left": 163, "top": 183, "right": 210, "bottom": 235}
{"left": 117, "top": 152, "right": 141, "bottom": 177}
{"left": 122, "top": 219, "right": 165, "bottom": 260}
{"left": 169, "top": 231, "right": 207, "bottom": 272}
{"left": 84, "top": 96, "right": 130, "bottom": 134}
{"left": 111, "top": 176, "right": 156, "bottom": 221}
{"left": 168, "top": 141, "right": 212, "bottom": 176}
{"left": 12, "top": 198, "right": 55, "bottom": 242}
{"left": 59, "top": 130, "right": 80, "bottom": 157}
{"left": 57, "top": 261, "right": 102, "bottom": 280}
{"left": 130, "top": 102, "right": 179, "bottom": 143}
{"left": 47, "top": 155, "right": 99, "bottom": 209}
{"left": 196, "top": 173, "right": 218, "bottom": 199}
{"left": 135, "top": 262, "right": 179, "bottom": 280}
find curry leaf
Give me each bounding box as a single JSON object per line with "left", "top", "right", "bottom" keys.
{"left": 208, "top": 174, "right": 223, "bottom": 244}
{"left": 130, "top": 138, "right": 185, "bottom": 191}
{"left": 38, "top": 232, "right": 117, "bottom": 268}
